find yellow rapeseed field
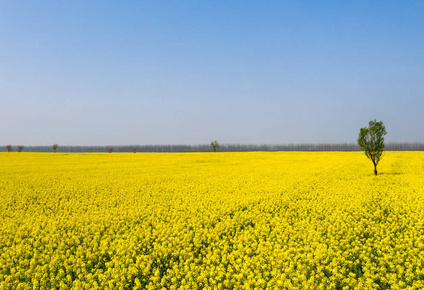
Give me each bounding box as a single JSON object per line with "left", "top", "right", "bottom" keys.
{"left": 1, "top": 152, "right": 424, "bottom": 289}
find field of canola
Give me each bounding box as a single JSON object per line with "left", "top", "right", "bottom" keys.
{"left": 1, "top": 152, "right": 424, "bottom": 289}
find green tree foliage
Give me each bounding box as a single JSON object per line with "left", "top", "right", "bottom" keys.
{"left": 52, "top": 144, "right": 59, "bottom": 152}
{"left": 6, "top": 145, "right": 13, "bottom": 152}
{"left": 358, "top": 119, "right": 387, "bottom": 175}
{"left": 210, "top": 140, "right": 220, "bottom": 152}
{"left": 17, "top": 145, "right": 24, "bottom": 152}
{"left": 108, "top": 147, "right": 114, "bottom": 153}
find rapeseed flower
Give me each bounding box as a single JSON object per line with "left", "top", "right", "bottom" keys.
{"left": 1, "top": 152, "right": 424, "bottom": 289}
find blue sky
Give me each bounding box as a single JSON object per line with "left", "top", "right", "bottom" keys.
{"left": 1, "top": 1, "right": 423, "bottom": 145}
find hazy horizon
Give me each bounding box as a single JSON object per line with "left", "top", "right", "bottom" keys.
{"left": 1, "top": 1, "right": 424, "bottom": 146}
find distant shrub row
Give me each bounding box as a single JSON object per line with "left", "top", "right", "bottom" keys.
{"left": 2, "top": 142, "right": 424, "bottom": 153}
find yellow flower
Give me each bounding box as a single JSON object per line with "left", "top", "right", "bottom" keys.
{"left": 1, "top": 151, "right": 424, "bottom": 288}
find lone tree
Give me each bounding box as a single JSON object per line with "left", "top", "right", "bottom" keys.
{"left": 358, "top": 119, "right": 387, "bottom": 175}
{"left": 52, "top": 144, "right": 58, "bottom": 153}
{"left": 108, "top": 147, "right": 114, "bottom": 153}
{"left": 210, "top": 140, "right": 220, "bottom": 153}
{"left": 133, "top": 147, "right": 137, "bottom": 153}
{"left": 6, "top": 145, "right": 12, "bottom": 152}
{"left": 17, "top": 145, "right": 24, "bottom": 152}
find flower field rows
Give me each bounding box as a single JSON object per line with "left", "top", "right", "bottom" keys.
{"left": 1, "top": 152, "right": 424, "bottom": 289}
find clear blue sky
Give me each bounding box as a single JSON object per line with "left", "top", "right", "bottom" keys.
{"left": 1, "top": 1, "right": 423, "bottom": 145}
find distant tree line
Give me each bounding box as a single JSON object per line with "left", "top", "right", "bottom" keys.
{"left": 2, "top": 142, "right": 424, "bottom": 153}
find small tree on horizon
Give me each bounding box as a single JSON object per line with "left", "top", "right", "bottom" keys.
{"left": 52, "top": 144, "right": 58, "bottom": 153}
{"left": 133, "top": 147, "right": 137, "bottom": 153}
{"left": 108, "top": 147, "right": 114, "bottom": 153}
{"left": 6, "top": 145, "right": 12, "bottom": 152}
{"left": 358, "top": 119, "right": 387, "bottom": 175}
{"left": 210, "top": 140, "right": 220, "bottom": 153}
{"left": 17, "top": 145, "right": 24, "bottom": 152}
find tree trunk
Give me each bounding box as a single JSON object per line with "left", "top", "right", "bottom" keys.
{"left": 374, "top": 164, "right": 377, "bottom": 176}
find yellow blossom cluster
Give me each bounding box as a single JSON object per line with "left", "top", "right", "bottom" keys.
{"left": 1, "top": 152, "right": 424, "bottom": 289}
